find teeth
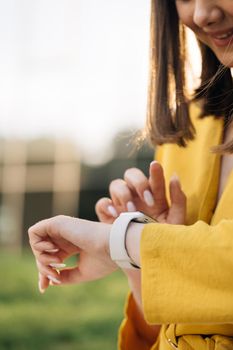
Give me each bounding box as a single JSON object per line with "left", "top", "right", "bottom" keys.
{"left": 215, "top": 31, "right": 233, "bottom": 39}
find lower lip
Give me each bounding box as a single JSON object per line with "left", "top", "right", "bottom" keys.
{"left": 211, "top": 33, "right": 233, "bottom": 47}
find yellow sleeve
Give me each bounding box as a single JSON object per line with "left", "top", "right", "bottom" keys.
{"left": 141, "top": 219, "right": 233, "bottom": 324}
{"left": 118, "top": 293, "right": 160, "bottom": 350}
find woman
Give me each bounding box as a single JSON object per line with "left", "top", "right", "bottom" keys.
{"left": 29, "top": 0, "right": 233, "bottom": 349}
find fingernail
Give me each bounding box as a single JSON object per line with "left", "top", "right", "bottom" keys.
{"left": 49, "top": 263, "right": 66, "bottom": 269}
{"left": 107, "top": 205, "right": 118, "bottom": 218}
{"left": 126, "top": 201, "right": 136, "bottom": 212}
{"left": 143, "top": 190, "right": 155, "bottom": 207}
{"left": 47, "top": 275, "right": 61, "bottom": 284}
{"left": 38, "top": 280, "right": 45, "bottom": 294}
{"left": 150, "top": 160, "right": 158, "bottom": 166}
{"left": 45, "top": 248, "right": 59, "bottom": 253}
{"left": 170, "top": 173, "right": 180, "bottom": 182}
{"left": 170, "top": 173, "right": 181, "bottom": 191}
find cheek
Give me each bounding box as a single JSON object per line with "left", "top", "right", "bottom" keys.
{"left": 175, "top": 3, "right": 196, "bottom": 31}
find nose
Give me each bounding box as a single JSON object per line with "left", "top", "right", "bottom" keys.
{"left": 193, "top": 1, "right": 224, "bottom": 28}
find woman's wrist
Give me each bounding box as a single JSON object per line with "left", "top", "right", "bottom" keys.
{"left": 94, "top": 221, "right": 113, "bottom": 257}
{"left": 125, "top": 222, "right": 145, "bottom": 268}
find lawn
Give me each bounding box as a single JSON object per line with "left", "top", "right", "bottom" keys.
{"left": 0, "top": 251, "right": 128, "bottom": 350}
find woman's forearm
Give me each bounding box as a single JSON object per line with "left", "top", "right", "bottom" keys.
{"left": 125, "top": 269, "right": 161, "bottom": 339}
{"left": 124, "top": 222, "right": 161, "bottom": 337}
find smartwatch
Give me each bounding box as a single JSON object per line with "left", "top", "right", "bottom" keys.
{"left": 109, "top": 211, "right": 156, "bottom": 269}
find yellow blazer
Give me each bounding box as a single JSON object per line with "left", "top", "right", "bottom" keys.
{"left": 119, "top": 103, "right": 233, "bottom": 349}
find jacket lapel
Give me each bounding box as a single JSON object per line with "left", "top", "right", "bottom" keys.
{"left": 157, "top": 104, "right": 224, "bottom": 225}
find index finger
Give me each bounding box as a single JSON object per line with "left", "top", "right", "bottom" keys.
{"left": 124, "top": 167, "right": 152, "bottom": 204}
{"left": 28, "top": 218, "right": 51, "bottom": 247}
{"left": 149, "top": 161, "right": 168, "bottom": 210}
{"left": 28, "top": 218, "right": 59, "bottom": 259}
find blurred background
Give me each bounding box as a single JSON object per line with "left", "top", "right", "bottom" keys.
{"left": 0, "top": 1, "right": 201, "bottom": 349}
{"left": 0, "top": 1, "right": 153, "bottom": 349}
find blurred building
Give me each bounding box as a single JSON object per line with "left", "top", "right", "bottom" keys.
{"left": 0, "top": 132, "right": 154, "bottom": 251}
{"left": 0, "top": 138, "right": 80, "bottom": 251}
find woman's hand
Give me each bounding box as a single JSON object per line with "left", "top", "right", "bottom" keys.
{"left": 95, "top": 161, "right": 186, "bottom": 225}
{"left": 28, "top": 216, "right": 117, "bottom": 293}
{"left": 95, "top": 160, "right": 186, "bottom": 328}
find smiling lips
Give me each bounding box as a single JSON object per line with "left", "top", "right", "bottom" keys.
{"left": 207, "top": 28, "right": 233, "bottom": 47}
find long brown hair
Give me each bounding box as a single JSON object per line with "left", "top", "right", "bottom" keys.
{"left": 146, "top": 0, "right": 233, "bottom": 152}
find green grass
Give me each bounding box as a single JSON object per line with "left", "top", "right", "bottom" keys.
{"left": 0, "top": 251, "right": 128, "bottom": 350}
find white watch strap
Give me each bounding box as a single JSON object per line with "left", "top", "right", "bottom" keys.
{"left": 109, "top": 211, "right": 156, "bottom": 269}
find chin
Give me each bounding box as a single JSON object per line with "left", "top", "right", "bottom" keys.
{"left": 211, "top": 45, "right": 233, "bottom": 68}
{"left": 208, "top": 45, "right": 233, "bottom": 68}
{"left": 217, "top": 56, "right": 233, "bottom": 68}
{"left": 201, "top": 39, "right": 233, "bottom": 68}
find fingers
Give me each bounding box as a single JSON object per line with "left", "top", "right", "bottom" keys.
{"left": 51, "top": 266, "right": 92, "bottom": 285}
{"left": 149, "top": 161, "right": 169, "bottom": 212}
{"left": 109, "top": 179, "right": 137, "bottom": 213}
{"left": 167, "top": 174, "right": 187, "bottom": 224}
{"left": 96, "top": 164, "right": 170, "bottom": 223}
{"left": 30, "top": 238, "right": 63, "bottom": 266}
{"left": 33, "top": 240, "right": 59, "bottom": 253}
{"left": 29, "top": 216, "right": 83, "bottom": 258}
{"left": 95, "top": 188, "right": 137, "bottom": 223}
{"left": 95, "top": 197, "right": 118, "bottom": 224}
{"left": 124, "top": 165, "right": 169, "bottom": 215}
{"left": 29, "top": 234, "right": 67, "bottom": 293}
{"left": 38, "top": 252, "right": 62, "bottom": 266}
{"left": 28, "top": 218, "right": 52, "bottom": 246}
{"left": 37, "top": 255, "right": 69, "bottom": 293}
{"left": 96, "top": 163, "right": 184, "bottom": 226}
{"left": 55, "top": 267, "right": 81, "bottom": 285}
{"left": 96, "top": 170, "right": 152, "bottom": 223}
{"left": 29, "top": 216, "right": 114, "bottom": 293}
{"left": 124, "top": 168, "right": 153, "bottom": 205}
{"left": 36, "top": 259, "right": 62, "bottom": 284}
{"left": 38, "top": 272, "right": 49, "bottom": 294}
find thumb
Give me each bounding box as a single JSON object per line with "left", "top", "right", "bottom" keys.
{"left": 168, "top": 174, "right": 186, "bottom": 224}
{"left": 55, "top": 267, "right": 82, "bottom": 285}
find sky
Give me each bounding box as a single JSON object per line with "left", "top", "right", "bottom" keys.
{"left": 0, "top": 1, "right": 202, "bottom": 164}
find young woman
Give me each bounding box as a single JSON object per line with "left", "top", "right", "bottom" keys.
{"left": 29, "top": 0, "right": 233, "bottom": 349}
